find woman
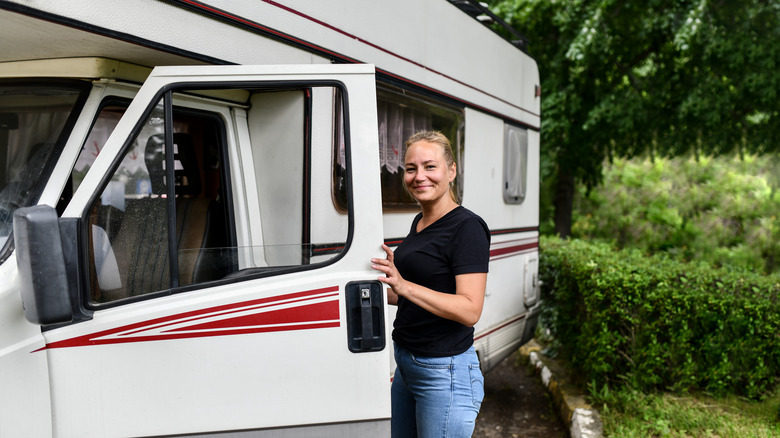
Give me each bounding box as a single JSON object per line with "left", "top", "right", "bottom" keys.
{"left": 371, "top": 131, "right": 490, "bottom": 437}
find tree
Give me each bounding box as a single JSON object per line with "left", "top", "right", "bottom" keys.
{"left": 489, "top": 0, "right": 780, "bottom": 237}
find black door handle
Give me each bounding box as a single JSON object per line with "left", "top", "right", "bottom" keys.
{"left": 345, "top": 281, "right": 385, "bottom": 352}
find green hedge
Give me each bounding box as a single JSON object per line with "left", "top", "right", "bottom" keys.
{"left": 539, "top": 236, "right": 780, "bottom": 399}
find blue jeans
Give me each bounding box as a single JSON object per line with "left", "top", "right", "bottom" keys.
{"left": 391, "top": 343, "right": 484, "bottom": 438}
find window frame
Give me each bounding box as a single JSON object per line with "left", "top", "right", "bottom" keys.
{"left": 80, "top": 80, "right": 354, "bottom": 309}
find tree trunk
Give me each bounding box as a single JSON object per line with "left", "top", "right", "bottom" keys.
{"left": 553, "top": 169, "right": 575, "bottom": 238}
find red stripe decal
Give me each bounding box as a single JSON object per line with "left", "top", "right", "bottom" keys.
{"left": 491, "top": 227, "right": 539, "bottom": 235}
{"left": 474, "top": 314, "right": 527, "bottom": 341}
{"left": 40, "top": 287, "right": 340, "bottom": 351}
{"left": 489, "top": 242, "right": 538, "bottom": 259}
{"left": 170, "top": 300, "right": 339, "bottom": 332}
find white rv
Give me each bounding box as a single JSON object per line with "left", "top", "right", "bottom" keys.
{"left": 0, "top": 1, "right": 540, "bottom": 436}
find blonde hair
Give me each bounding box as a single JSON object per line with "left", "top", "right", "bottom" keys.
{"left": 404, "top": 130, "right": 459, "bottom": 203}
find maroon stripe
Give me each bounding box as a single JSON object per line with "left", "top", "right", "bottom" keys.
{"left": 491, "top": 226, "right": 539, "bottom": 235}
{"left": 489, "top": 242, "right": 538, "bottom": 258}
{"left": 173, "top": 0, "right": 540, "bottom": 124}
{"left": 474, "top": 314, "right": 526, "bottom": 341}
{"left": 257, "top": 0, "right": 539, "bottom": 119}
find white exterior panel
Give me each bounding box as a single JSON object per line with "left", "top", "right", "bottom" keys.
{"left": 0, "top": 257, "right": 52, "bottom": 437}
{"left": 0, "top": 0, "right": 542, "bottom": 434}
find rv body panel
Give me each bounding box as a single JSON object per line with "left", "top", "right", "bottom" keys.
{"left": 0, "top": 1, "right": 541, "bottom": 436}
{"left": 0, "top": 256, "right": 52, "bottom": 436}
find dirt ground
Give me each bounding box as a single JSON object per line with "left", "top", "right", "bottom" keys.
{"left": 473, "top": 350, "right": 568, "bottom": 438}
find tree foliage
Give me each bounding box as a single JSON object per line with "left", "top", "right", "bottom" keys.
{"left": 573, "top": 154, "right": 780, "bottom": 275}
{"left": 489, "top": 0, "right": 780, "bottom": 236}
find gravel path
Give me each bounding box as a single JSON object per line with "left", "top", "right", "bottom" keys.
{"left": 474, "top": 350, "right": 568, "bottom": 438}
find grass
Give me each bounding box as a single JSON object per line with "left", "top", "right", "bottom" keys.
{"left": 589, "top": 384, "right": 780, "bottom": 437}
{"left": 534, "top": 331, "right": 780, "bottom": 437}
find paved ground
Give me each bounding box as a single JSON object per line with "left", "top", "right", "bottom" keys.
{"left": 474, "top": 349, "right": 568, "bottom": 438}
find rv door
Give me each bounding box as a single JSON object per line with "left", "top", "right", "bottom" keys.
{"left": 42, "top": 64, "right": 389, "bottom": 437}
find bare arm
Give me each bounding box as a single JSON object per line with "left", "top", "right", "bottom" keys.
{"left": 386, "top": 287, "right": 399, "bottom": 306}
{"left": 371, "top": 244, "right": 486, "bottom": 327}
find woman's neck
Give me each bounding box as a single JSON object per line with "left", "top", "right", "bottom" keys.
{"left": 418, "top": 198, "right": 458, "bottom": 231}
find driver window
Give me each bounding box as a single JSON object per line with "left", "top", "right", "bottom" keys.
{"left": 85, "top": 98, "right": 233, "bottom": 303}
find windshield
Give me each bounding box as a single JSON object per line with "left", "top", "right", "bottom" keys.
{"left": 0, "top": 80, "right": 89, "bottom": 257}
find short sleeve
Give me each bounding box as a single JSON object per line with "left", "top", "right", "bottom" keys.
{"left": 449, "top": 217, "right": 490, "bottom": 275}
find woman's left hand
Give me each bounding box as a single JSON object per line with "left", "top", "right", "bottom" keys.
{"left": 371, "top": 244, "right": 409, "bottom": 298}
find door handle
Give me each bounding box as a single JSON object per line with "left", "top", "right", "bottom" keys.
{"left": 345, "top": 281, "right": 385, "bottom": 352}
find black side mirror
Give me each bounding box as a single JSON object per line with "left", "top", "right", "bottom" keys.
{"left": 13, "top": 205, "right": 73, "bottom": 325}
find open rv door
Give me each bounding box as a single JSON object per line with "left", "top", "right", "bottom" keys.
{"left": 25, "top": 64, "right": 389, "bottom": 437}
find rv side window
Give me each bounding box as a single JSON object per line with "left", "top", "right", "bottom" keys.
{"left": 503, "top": 124, "right": 528, "bottom": 204}
{"left": 244, "top": 86, "right": 349, "bottom": 268}
{"left": 85, "top": 97, "right": 233, "bottom": 304}
{"left": 333, "top": 85, "right": 464, "bottom": 211}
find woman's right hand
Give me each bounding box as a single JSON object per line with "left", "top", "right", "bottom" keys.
{"left": 370, "top": 244, "right": 408, "bottom": 300}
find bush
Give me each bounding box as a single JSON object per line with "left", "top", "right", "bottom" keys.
{"left": 571, "top": 155, "right": 780, "bottom": 275}
{"left": 540, "top": 236, "right": 780, "bottom": 399}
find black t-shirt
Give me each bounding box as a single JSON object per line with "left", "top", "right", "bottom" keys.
{"left": 392, "top": 206, "right": 490, "bottom": 357}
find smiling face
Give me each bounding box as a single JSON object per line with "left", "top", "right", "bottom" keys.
{"left": 403, "top": 140, "right": 457, "bottom": 207}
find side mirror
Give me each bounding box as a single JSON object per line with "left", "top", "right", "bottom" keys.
{"left": 13, "top": 205, "right": 73, "bottom": 325}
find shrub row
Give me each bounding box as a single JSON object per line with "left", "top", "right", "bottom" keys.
{"left": 539, "top": 236, "right": 780, "bottom": 399}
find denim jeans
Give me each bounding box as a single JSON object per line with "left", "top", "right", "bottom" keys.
{"left": 391, "top": 343, "right": 484, "bottom": 438}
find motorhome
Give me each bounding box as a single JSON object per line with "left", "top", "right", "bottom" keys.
{"left": 0, "top": 1, "right": 540, "bottom": 436}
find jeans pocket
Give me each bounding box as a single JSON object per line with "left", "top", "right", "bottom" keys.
{"left": 469, "top": 364, "right": 485, "bottom": 409}
{"left": 410, "top": 353, "right": 452, "bottom": 369}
